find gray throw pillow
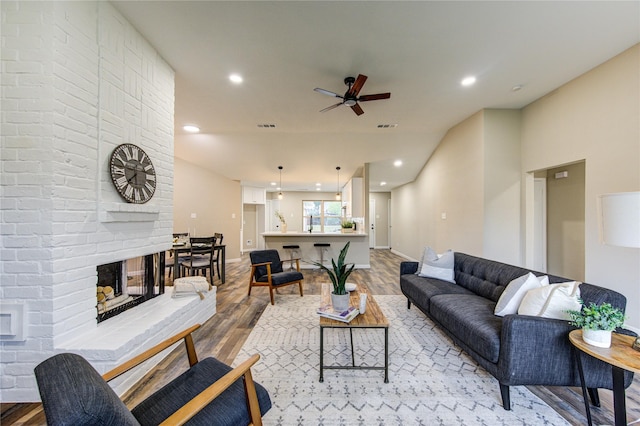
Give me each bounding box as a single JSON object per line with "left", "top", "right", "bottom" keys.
{"left": 417, "top": 248, "right": 455, "bottom": 283}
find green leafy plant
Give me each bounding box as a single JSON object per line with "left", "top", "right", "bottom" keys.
{"left": 341, "top": 219, "right": 354, "bottom": 229}
{"left": 312, "top": 242, "right": 355, "bottom": 295}
{"left": 567, "top": 300, "right": 625, "bottom": 331}
{"left": 274, "top": 210, "right": 286, "bottom": 224}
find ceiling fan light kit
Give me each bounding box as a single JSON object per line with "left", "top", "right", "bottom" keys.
{"left": 314, "top": 74, "right": 390, "bottom": 116}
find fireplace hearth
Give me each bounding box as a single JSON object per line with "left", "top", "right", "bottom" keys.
{"left": 96, "top": 253, "right": 165, "bottom": 322}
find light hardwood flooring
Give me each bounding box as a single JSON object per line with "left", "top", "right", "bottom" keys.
{"left": 2, "top": 249, "right": 638, "bottom": 425}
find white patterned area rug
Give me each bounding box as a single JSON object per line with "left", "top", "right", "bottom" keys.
{"left": 234, "top": 295, "right": 569, "bottom": 426}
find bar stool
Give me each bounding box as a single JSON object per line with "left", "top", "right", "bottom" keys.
{"left": 314, "top": 243, "right": 330, "bottom": 266}
{"left": 282, "top": 244, "right": 300, "bottom": 270}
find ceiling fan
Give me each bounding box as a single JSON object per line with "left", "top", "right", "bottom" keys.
{"left": 314, "top": 74, "right": 391, "bottom": 116}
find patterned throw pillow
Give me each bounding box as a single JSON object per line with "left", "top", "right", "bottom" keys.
{"left": 417, "top": 248, "right": 455, "bottom": 283}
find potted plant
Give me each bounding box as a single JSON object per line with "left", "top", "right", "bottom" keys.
{"left": 341, "top": 219, "right": 354, "bottom": 233}
{"left": 313, "top": 242, "right": 355, "bottom": 311}
{"left": 567, "top": 300, "right": 625, "bottom": 348}
{"left": 275, "top": 210, "right": 287, "bottom": 233}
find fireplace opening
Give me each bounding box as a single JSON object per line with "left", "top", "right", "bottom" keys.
{"left": 96, "top": 252, "right": 165, "bottom": 323}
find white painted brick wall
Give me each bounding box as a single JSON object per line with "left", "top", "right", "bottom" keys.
{"left": 0, "top": 1, "right": 191, "bottom": 402}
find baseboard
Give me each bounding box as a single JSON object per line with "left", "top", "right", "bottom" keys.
{"left": 390, "top": 249, "right": 417, "bottom": 261}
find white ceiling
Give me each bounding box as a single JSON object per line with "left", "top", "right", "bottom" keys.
{"left": 111, "top": 1, "right": 639, "bottom": 193}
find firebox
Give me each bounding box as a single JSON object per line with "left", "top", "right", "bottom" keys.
{"left": 96, "top": 252, "right": 165, "bottom": 322}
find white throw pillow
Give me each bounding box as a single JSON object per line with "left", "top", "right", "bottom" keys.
{"left": 518, "top": 281, "right": 581, "bottom": 320}
{"left": 418, "top": 248, "right": 455, "bottom": 283}
{"left": 494, "top": 272, "right": 544, "bottom": 317}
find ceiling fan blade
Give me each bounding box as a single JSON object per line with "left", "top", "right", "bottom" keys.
{"left": 358, "top": 92, "right": 391, "bottom": 102}
{"left": 351, "top": 103, "right": 364, "bottom": 116}
{"left": 320, "top": 102, "right": 343, "bottom": 113}
{"left": 347, "top": 74, "right": 368, "bottom": 97}
{"left": 314, "top": 88, "right": 342, "bottom": 98}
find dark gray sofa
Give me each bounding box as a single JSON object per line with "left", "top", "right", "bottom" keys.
{"left": 400, "top": 252, "right": 634, "bottom": 410}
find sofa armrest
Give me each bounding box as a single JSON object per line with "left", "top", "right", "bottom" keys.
{"left": 400, "top": 261, "right": 419, "bottom": 276}
{"left": 498, "top": 315, "right": 578, "bottom": 386}
{"left": 498, "top": 315, "right": 632, "bottom": 389}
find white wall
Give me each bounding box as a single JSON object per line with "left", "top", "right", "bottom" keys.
{"left": 173, "top": 157, "right": 242, "bottom": 259}
{"left": 392, "top": 111, "right": 485, "bottom": 259}
{"left": 1, "top": 1, "right": 175, "bottom": 401}
{"left": 521, "top": 45, "right": 640, "bottom": 330}
{"left": 483, "top": 110, "right": 522, "bottom": 264}
{"left": 391, "top": 45, "right": 639, "bottom": 331}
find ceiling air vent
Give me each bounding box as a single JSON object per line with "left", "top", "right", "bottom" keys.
{"left": 257, "top": 124, "right": 277, "bottom": 128}
{"left": 377, "top": 124, "right": 398, "bottom": 128}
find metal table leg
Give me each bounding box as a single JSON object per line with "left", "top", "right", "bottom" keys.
{"left": 319, "top": 326, "right": 324, "bottom": 382}
{"left": 349, "top": 328, "right": 355, "bottom": 366}
{"left": 612, "top": 366, "right": 627, "bottom": 426}
{"left": 384, "top": 326, "right": 389, "bottom": 383}
{"left": 573, "top": 347, "right": 593, "bottom": 426}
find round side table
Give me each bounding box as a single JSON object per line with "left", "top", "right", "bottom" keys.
{"left": 569, "top": 330, "right": 640, "bottom": 426}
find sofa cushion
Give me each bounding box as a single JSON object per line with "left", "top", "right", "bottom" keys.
{"left": 132, "top": 357, "right": 272, "bottom": 426}
{"left": 401, "top": 273, "right": 473, "bottom": 312}
{"left": 418, "top": 248, "right": 455, "bottom": 283}
{"left": 454, "top": 253, "right": 537, "bottom": 302}
{"left": 430, "top": 294, "right": 502, "bottom": 363}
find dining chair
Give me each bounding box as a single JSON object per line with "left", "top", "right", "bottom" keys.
{"left": 248, "top": 249, "right": 304, "bottom": 305}
{"left": 168, "top": 232, "right": 190, "bottom": 278}
{"left": 34, "top": 324, "right": 271, "bottom": 425}
{"left": 183, "top": 236, "right": 217, "bottom": 279}
{"left": 212, "top": 233, "right": 224, "bottom": 279}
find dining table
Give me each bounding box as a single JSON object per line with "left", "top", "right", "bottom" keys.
{"left": 170, "top": 243, "right": 226, "bottom": 284}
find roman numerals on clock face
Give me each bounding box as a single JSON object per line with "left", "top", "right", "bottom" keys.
{"left": 109, "top": 143, "right": 156, "bottom": 204}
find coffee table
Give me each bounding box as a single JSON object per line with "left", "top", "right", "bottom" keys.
{"left": 319, "top": 284, "right": 389, "bottom": 383}
{"left": 569, "top": 330, "right": 640, "bottom": 426}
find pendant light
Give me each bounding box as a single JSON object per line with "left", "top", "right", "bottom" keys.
{"left": 335, "top": 166, "right": 341, "bottom": 200}
{"left": 277, "top": 166, "right": 284, "bottom": 200}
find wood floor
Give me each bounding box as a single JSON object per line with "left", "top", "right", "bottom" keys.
{"left": 2, "top": 249, "right": 639, "bottom": 425}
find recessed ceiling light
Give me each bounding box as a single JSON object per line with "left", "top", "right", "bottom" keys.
{"left": 461, "top": 76, "right": 476, "bottom": 87}
{"left": 183, "top": 125, "right": 200, "bottom": 133}
{"left": 512, "top": 84, "right": 524, "bottom": 92}
{"left": 394, "top": 160, "right": 403, "bottom": 167}
{"left": 380, "top": 181, "right": 387, "bottom": 186}
{"left": 229, "top": 74, "right": 243, "bottom": 84}
{"left": 316, "top": 187, "right": 321, "bottom": 191}
{"left": 316, "top": 183, "right": 321, "bottom": 186}
{"left": 270, "top": 182, "right": 277, "bottom": 186}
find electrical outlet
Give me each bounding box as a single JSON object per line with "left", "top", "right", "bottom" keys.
{"left": 246, "top": 240, "right": 252, "bottom": 246}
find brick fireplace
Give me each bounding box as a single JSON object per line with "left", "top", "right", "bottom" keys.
{"left": 0, "top": 1, "right": 215, "bottom": 402}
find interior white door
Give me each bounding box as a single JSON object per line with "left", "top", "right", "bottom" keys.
{"left": 369, "top": 199, "right": 376, "bottom": 248}
{"left": 533, "top": 178, "right": 547, "bottom": 272}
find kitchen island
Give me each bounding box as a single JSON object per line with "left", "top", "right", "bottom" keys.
{"left": 261, "top": 232, "right": 370, "bottom": 269}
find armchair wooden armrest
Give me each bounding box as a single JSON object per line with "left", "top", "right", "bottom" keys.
{"left": 103, "top": 324, "right": 201, "bottom": 382}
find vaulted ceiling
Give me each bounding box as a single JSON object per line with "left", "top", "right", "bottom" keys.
{"left": 112, "top": 1, "right": 639, "bottom": 192}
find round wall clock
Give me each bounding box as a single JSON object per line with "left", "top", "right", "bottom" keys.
{"left": 109, "top": 143, "right": 156, "bottom": 204}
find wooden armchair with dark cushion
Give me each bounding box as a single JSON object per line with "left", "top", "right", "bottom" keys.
{"left": 34, "top": 324, "right": 271, "bottom": 426}
{"left": 248, "top": 249, "right": 304, "bottom": 305}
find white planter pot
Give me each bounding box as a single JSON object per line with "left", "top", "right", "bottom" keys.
{"left": 582, "top": 329, "right": 612, "bottom": 348}
{"left": 331, "top": 293, "right": 350, "bottom": 312}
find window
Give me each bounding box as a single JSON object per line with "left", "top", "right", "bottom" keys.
{"left": 303, "top": 200, "right": 342, "bottom": 233}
